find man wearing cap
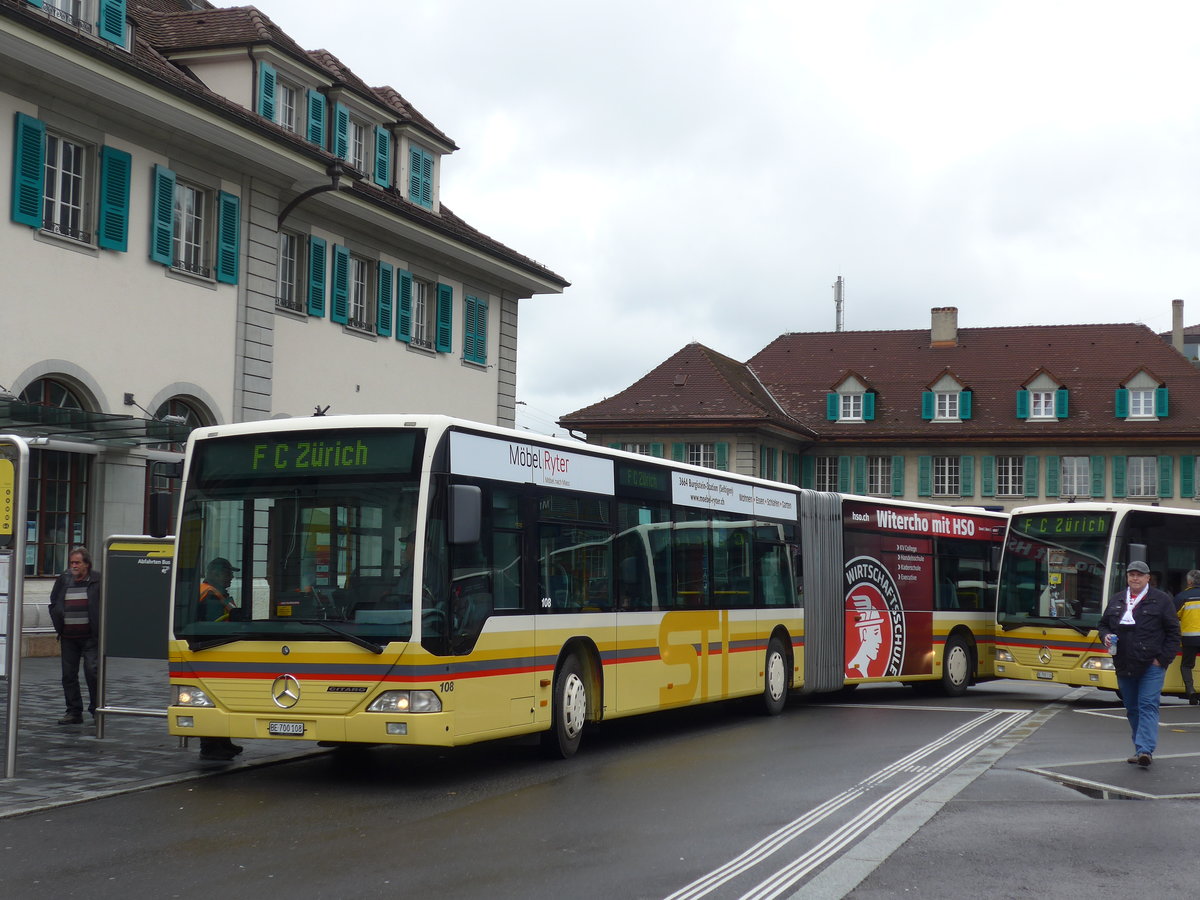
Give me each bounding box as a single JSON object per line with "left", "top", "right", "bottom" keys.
{"left": 197, "top": 557, "right": 244, "bottom": 761}
{"left": 1098, "top": 560, "right": 1180, "bottom": 767}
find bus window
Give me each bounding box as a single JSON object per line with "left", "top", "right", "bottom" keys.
{"left": 712, "top": 523, "right": 754, "bottom": 608}
{"left": 539, "top": 525, "right": 612, "bottom": 612}
{"left": 755, "top": 524, "right": 795, "bottom": 608}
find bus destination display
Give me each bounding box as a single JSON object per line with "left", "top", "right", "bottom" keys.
{"left": 1015, "top": 513, "right": 1112, "bottom": 537}
{"left": 195, "top": 431, "right": 419, "bottom": 480}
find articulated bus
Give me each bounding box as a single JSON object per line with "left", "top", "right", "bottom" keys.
{"left": 163, "top": 415, "right": 1007, "bottom": 757}
{"left": 996, "top": 502, "right": 1200, "bottom": 695}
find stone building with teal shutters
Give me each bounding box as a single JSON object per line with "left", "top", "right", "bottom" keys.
{"left": 560, "top": 305, "right": 1200, "bottom": 512}
{"left": 0, "top": 0, "right": 566, "bottom": 652}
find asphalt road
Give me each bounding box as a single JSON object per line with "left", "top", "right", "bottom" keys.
{"left": 1, "top": 680, "right": 1197, "bottom": 899}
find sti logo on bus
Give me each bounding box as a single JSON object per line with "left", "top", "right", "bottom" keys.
{"left": 844, "top": 555, "right": 905, "bottom": 678}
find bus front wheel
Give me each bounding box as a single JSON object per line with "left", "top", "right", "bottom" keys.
{"left": 542, "top": 654, "right": 587, "bottom": 759}
{"left": 941, "top": 635, "right": 972, "bottom": 697}
{"left": 762, "top": 636, "right": 789, "bottom": 715}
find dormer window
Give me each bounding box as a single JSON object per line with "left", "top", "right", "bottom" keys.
{"left": 826, "top": 374, "right": 875, "bottom": 422}
{"left": 1017, "top": 371, "right": 1068, "bottom": 421}
{"left": 36, "top": 0, "right": 128, "bottom": 48}
{"left": 408, "top": 144, "right": 434, "bottom": 208}
{"left": 1115, "top": 371, "right": 1167, "bottom": 420}
{"left": 921, "top": 374, "right": 971, "bottom": 422}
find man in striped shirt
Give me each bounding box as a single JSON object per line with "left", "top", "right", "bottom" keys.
{"left": 48, "top": 546, "right": 102, "bottom": 725}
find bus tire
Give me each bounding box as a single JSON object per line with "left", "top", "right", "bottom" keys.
{"left": 762, "top": 636, "right": 789, "bottom": 715}
{"left": 541, "top": 654, "right": 587, "bottom": 759}
{"left": 940, "top": 634, "right": 972, "bottom": 697}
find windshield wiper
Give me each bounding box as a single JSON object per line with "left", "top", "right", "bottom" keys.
{"left": 187, "top": 636, "right": 242, "bottom": 651}
{"left": 294, "top": 619, "right": 385, "bottom": 654}
{"left": 1000, "top": 613, "right": 1090, "bottom": 635}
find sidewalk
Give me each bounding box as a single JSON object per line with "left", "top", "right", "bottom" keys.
{"left": 0, "top": 656, "right": 323, "bottom": 819}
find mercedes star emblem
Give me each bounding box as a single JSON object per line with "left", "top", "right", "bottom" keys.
{"left": 1037, "top": 647, "right": 1052, "bottom": 665}
{"left": 271, "top": 674, "right": 301, "bottom": 709}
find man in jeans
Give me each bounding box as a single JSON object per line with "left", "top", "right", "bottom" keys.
{"left": 1099, "top": 560, "right": 1181, "bottom": 767}
{"left": 48, "top": 546, "right": 102, "bottom": 725}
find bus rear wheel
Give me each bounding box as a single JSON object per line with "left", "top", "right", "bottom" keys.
{"left": 762, "top": 636, "right": 789, "bottom": 715}
{"left": 941, "top": 635, "right": 972, "bottom": 697}
{"left": 541, "top": 654, "right": 587, "bottom": 759}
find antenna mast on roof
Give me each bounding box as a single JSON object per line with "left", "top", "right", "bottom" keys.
{"left": 833, "top": 275, "right": 844, "bottom": 332}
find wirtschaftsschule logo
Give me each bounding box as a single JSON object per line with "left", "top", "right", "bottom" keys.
{"left": 844, "top": 555, "right": 905, "bottom": 678}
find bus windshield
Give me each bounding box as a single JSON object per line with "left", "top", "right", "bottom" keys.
{"left": 998, "top": 510, "right": 1114, "bottom": 631}
{"left": 172, "top": 429, "right": 424, "bottom": 648}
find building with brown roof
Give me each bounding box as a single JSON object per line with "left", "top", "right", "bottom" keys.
{"left": 561, "top": 305, "right": 1200, "bottom": 512}
{"left": 1, "top": 0, "right": 566, "bottom": 648}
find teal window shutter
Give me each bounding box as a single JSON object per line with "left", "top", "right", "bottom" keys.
{"left": 330, "top": 244, "right": 350, "bottom": 323}
{"left": 97, "top": 0, "right": 125, "bottom": 46}
{"left": 1156, "top": 387, "right": 1169, "bottom": 417}
{"left": 1112, "top": 456, "right": 1126, "bottom": 498}
{"left": 917, "top": 456, "right": 931, "bottom": 496}
{"left": 1159, "top": 455, "right": 1174, "bottom": 498}
{"left": 1114, "top": 388, "right": 1129, "bottom": 419}
{"left": 395, "top": 269, "right": 412, "bottom": 341}
{"left": 214, "top": 191, "right": 240, "bottom": 284}
{"left": 837, "top": 456, "right": 851, "bottom": 492}
{"left": 333, "top": 103, "right": 350, "bottom": 160}
{"left": 148, "top": 164, "right": 176, "bottom": 266}
{"left": 863, "top": 393, "right": 875, "bottom": 421}
{"left": 980, "top": 456, "right": 995, "bottom": 497}
{"left": 464, "top": 294, "right": 488, "bottom": 364}
{"left": 1056, "top": 388, "right": 1069, "bottom": 418}
{"left": 435, "top": 283, "right": 453, "bottom": 352}
{"left": 921, "top": 391, "right": 934, "bottom": 420}
{"left": 826, "top": 393, "right": 838, "bottom": 421}
{"left": 1182, "top": 456, "right": 1196, "bottom": 498}
{"left": 608, "top": 443, "right": 622, "bottom": 450}
{"left": 1090, "top": 456, "right": 1105, "bottom": 497}
{"left": 307, "top": 236, "right": 326, "bottom": 317}
{"left": 96, "top": 145, "right": 131, "bottom": 251}
{"left": 891, "top": 456, "right": 904, "bottom": 496}
{"left": 26, "top": 0, "right": 44, "bottom": 7}
{"left": 376, "top": 262, "right": 393, "bottom": 336}
{"left": 801, "top": 455, "right": 815, "bottom": 489}
{"left": 759, "top": 446, "right": 767, "bottom": 476}
{"left": 959, "top": 391, "right": 972, "bottom": 420}
{"left": 853, "top": 456, "right": 866, "bottom": 494}
{"left": 409, "top": 146, "right": 433, "bottom": 207}
{"left": 1015, "top": 389, "right": 1029, "bottom": 420}
{"left": 373, "top": 126, "right": 391, "bottom": 188}
{"left": 1023, "top": 456, "right": 1039, "bottom": 497}
{"left": 257, "top": 62, "right": 276, "bottom": 120}
{"left": 672, "top": 443, "right": 685, "bottom": 462}
{"left": 651, "top": 443, "right": 664, "bottom": 458}
{"left": 716, "top": 443, "right": 729, "bottom": 471}
{"left": 1045, "top": 456, "right": 1060, "bottom": 498}
{"left": 306, "top": 90, "right": 326, "bottom": 146}
{"left": 960, "top": 456, "right": 974, "bottom": 497}
{"left": 11, "top": 112, "right": 45, "bottom": 227}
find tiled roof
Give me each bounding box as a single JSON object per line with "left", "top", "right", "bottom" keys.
{"left": 748, "top": 322, "right": 1200, "bottom": 442}
{"left": 561, "top": 342, "right": 815, "bottom": 435}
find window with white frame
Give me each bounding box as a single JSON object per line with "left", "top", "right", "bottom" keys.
{"left": 347, "top": 254, "right": 372, "bottom": 330}
{"left": 411, "top": 277, "right": 432, "bottom": 349}
{"left": 815, "top": 457, "right": 840, "bottom": 492}
{"left": 622, "top": 443, "right": 653, "bottom": 456}
{"left": 44, "top": 0, "right": 87, "bottom": 29}
{"left": 349, "top": 118, "right": 369, "bottom": 172}
{"left": 933, "top": 456, "right": 960, "bottom": 496}
{"left": 1129, "top": 389, "right": 1156, "bottom": 418}
{"left": 276, "top": 79, "right": 298, "bottom": 133}
{"left": 996, "top": 456, "right": 1024, "bottom": 497}
{"left": 1127, "top": 456, "right": 1158, "bottom": 497}
{"left": 43, "top": 131, "right": 90, "bottom": 243}
{"left": 840, "top": 393, "right": 863, "bottom": 421}
{"left": 1030, "top": 391, "right": 1056, "bottom": 418}
{"left": 172, "top": 181, "right": 208, "bottom": 277}
{"left": 935, "top": 392, "right": 960, "bottom": 420}
{"left": 276, "top": 231, "right": 304, "bottom": 312}
{"left": 1061, "top": 456, "right": 1091, "bottom": 498}
{"left": 686, "top": 443, "right": 715, "bottom": 469}
{"left": 867, "top": 456, "right": 892, "bottom": 495}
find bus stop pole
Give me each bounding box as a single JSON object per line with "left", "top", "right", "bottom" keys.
{"left": 1, "top": 436, "right": 30, "bottom": 779}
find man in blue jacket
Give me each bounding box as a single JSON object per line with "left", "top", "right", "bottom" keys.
{"left": 1099, "top": 560, "right": 1181, "bottom": 767}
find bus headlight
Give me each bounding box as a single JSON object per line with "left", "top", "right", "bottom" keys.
{"left": 173, "top": 685, "right": 215, "bottom": 707}
{"left": 1081, "top": 657, "right": 1115, "bottom": 671}
{"left": 995, "top": 648, "right": 1015, "bottom": 662}
{"left": 368, "top": 690, "right": 442, "bottom": 713}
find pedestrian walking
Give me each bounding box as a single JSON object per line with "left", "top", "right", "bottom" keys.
{"left": 47, "top": 546, "right": 101, "bottom": 725}
{"left": 1098, "top": 560, "right": 1181, "bottom": 767}
{"left": 1174, "top": 568, "right": 1200, "bottom": 705}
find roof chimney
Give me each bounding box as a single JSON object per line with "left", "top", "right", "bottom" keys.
{"left": 931, "top": 307, "right": 958, "bottom": 348}
{"left": 1172, "top": 298, "right": 1185, "bottom": 353}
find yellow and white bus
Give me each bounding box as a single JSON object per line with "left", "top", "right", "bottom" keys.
{"left": 996, "top": 502, "right": 1200, "bottom": 695}
{"left": 163, "top": 415, "right": 1006, "bottom": 757}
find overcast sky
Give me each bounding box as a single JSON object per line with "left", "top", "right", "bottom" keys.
{"left": 226, "top": 0, "right": 1200, "bottom": 437}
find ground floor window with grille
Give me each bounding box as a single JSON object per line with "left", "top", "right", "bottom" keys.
{"left": 622, "top": 443, "right": 653, "bottom": 456}
{"left": 996, "top": 456, "right": 1024, "bottom": 497}
{"left": 933, "top": 456, "right": 960, "bottom": 497}
{"left": 867, "top": 456, "right": 891, "bottom": 495}
{"left": 687, "top": 443, "right": 715, "bottom": 468}
{"left": 815, "top": 457, "right": 840, "bottom": 492}
{"left": 1126, "top": 456, "right": 1158, "bottom": 498}
{"left": 1061, "top": 456, "right": 1091, "bottom": 498}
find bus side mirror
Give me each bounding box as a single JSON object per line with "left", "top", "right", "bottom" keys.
{"left": 448, "top": 484, "right": 481, "bottom": 545}
{"left": 148, "top": 492, "right": 173, "bottom": 538}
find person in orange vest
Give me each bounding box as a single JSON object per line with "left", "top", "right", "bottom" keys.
{"left": 1174, "top": 569, "right": 1200, "bottom": 705}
